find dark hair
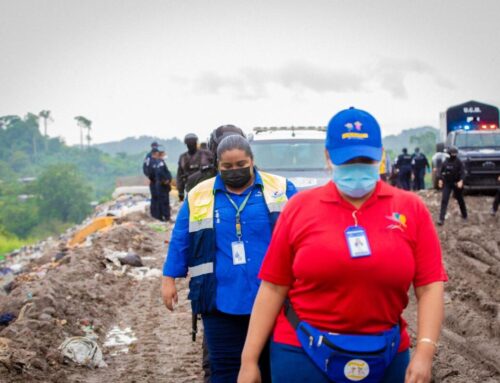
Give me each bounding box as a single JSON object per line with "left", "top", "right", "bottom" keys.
{"left": 217, "top": 135, "right": 253, "bottom": 161}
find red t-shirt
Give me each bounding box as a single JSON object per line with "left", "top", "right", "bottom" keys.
{"left": 259, "top": 181, "right": 447, "bottom": 352}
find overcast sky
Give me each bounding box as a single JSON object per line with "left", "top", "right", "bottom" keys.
{"left": 1, "top": 0, "right": 499, "bottom": 145}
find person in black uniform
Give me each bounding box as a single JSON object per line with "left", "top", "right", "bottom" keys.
{"left": 176, "top": 133, "right": 214, "bottom": 202}
{"left": 143, "top": 143, "right": 160, "bottom": 219}
{"left": 395, "top": 148, "right": 413, "bottom": 190}
{"left": 437, "top": 146, "right": 467, "bottom": 225}
{"left": 492, "top": 176, "right": 500, "bottom": 216}
{"left": 155, "top": 148, "right": 172, "bottom": 222}
{"left": 411, "top": 147, "right": 430, "bottom": 191}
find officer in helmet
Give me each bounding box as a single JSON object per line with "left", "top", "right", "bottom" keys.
{"left": 395, "top": 148, "right": 413, "bottom": 190}
{"left": 437, "top": 146, "right": 467, "bottom": 225}
{"left": 176, "top": 133, "right": 214, "bottom": 201}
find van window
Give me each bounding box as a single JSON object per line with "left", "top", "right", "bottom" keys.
{"left": 251, "top": 140, "right": 326, "bottom": 170}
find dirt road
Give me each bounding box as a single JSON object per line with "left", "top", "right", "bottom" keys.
{"left": 1, "top": 191, "right": 499, "bottom": 382}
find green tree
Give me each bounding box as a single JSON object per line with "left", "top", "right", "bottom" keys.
{"left": 36, "top": 164, "right": 92, "bottom": 222}
{"left": 38, "top": 110, "right": 53, "bottom": 151}
{"left": 409, "top": 131, "right": 437, "bottom": 156}
{"left": 0, "top": 199, "right": 39, "bottom": 238}
{"left": 75, "top": 116, "right": 92, "bottom": 150}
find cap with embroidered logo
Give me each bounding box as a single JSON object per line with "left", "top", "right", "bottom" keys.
{"left": 325, "top": 107, "right": 383, "bottom": 165}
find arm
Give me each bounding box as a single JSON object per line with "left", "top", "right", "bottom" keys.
{"left": 238, "top": 282, "right": 289, "bottom": 383}
{"left": 285, "top": 179, "right": 298, "bottom": 199}
{"left": 405, "top": 282, "right": 444, "bottom": 383}
{"left": 177, "top": 156, "right": 186, "bottom": 199}
{"left": 161, "top": 201, "right": 190, "bottom": 311}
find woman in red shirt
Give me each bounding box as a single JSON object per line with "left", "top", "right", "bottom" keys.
{"left": 238, "top": 107, "right": 447, "bottom": 383}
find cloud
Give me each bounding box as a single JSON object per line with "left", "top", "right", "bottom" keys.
{"left": 371, "top": 58, "right": 455, "bottom": 99}
{"left": 193, "top": 61, "right": 365, "bottom": 100}
{"left": 191, "top": 58, "right": 454, "bottom": 100}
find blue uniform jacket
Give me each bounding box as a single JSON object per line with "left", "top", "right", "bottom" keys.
{"left": 163, "top": 171, "right": 297, "bottom": 315}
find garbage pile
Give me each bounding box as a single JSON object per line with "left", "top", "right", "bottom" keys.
{"left": 0, "top": 194, "right": 171, "bottom": 380}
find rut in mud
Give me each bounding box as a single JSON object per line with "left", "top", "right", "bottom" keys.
{"left": 1, "top": 191, "right": 499, "bottom": 382}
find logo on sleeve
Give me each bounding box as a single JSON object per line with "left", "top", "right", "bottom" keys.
{"left": 386, "top": 212, "right": 407, "bottom": 231}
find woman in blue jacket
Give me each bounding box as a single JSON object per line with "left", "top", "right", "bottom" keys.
{"left": 162, "top": 135, "right": 297, "bottom": 383}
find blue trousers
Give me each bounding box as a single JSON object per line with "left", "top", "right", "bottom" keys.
{"left": 270, "top": 340, "right": 410, "bottom": 383}
{"left": 202, "top": 312, "right": 271, "bottom": 383}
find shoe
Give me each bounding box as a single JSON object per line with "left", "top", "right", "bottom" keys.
{"left": 437, "top": 219, "right": 444, "bottom": 226}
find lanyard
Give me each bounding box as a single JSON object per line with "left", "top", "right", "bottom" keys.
{"left": 224, "top": 191, "right": 252, "bottom": 240}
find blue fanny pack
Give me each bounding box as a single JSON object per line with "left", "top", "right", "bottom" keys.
{"left": 285, "top": 302, "right": 400, "bottom": 383}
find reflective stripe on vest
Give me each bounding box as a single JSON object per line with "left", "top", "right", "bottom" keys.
{"left": 189, "top": 262, "right": 214, "bottom": 277}
{"left": 187, "top": 171, "right": 288, "bottom": 233}
{"left": 188, "top": 178, "right": 217, "bottom": 233}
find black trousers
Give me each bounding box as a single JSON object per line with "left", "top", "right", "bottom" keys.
{"left": 157, "top": 185, "right": 171, "bottom": 221}
{"left": 149, "top": 182, "right": 160, "bottom": 220}
{"left": 439, "top": 182, "right": 467, "bottom": 221}
{"left": 412, "top": 168, "right": 426, "bottom": 190}
{"left": 493, "top": 189, "right": 500, "bottom": 212}
{"left": 399, "top": 168, "right": 412, "bottom": 190}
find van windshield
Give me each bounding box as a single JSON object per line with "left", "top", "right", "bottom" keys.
{"left": 250, "top": 140, "right": 327, "bottom": 171}
{"left": 455, "top": 132, "right": 500, "bottom": 149}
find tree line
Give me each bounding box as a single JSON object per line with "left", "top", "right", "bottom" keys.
{"left": 0, "top": 112, "right": 144, "bottom": 256}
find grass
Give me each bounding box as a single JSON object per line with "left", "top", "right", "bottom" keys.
{"left": 0, "top": 234, "right": 28, "bottom": 259}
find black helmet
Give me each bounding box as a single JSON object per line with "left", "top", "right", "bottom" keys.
{"left": 184, "top": 133, "right": 198, "bottom": 144}
{"left": 402, "top": 147, "right": 408, "bottom": 154}
{"left": 208, "top": 125, "right": 246, "bottom": 159}
{"left": 151, "top": 141, "right": 159, "bottom": 148}
{"left": 448, "top": 146, "right": 458, "bottom": 155}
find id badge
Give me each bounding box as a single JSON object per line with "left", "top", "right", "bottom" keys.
{"left": 345, "top": 226, "right": 371, "bottom": 258}
{"left": 231, "top": 241, "right": 246, "bottom": 265}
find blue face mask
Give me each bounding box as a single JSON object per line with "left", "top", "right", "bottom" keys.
{"left": 332, "top": 163, "right": 380, "bottom": 198}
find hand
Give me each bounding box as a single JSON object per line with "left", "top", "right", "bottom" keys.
{"left": 438, "top": 180, "right": 443, "bottom": 189}
{"left": 161, "top": 277, "right": 178, "bottom": 311}
{"left": 457, "top": 180, "right": 464, "bottom": 189}
{"left": 179, "top": 194, "right": 185, "bottom": 202}
{"left": 405, "top": 346, "right": 434, "bottom": 383}
{"left": 238, "top": 362, "right": 261, "bottom": 383}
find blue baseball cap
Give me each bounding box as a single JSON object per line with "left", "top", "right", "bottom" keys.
{"left": 325, "top": 107, "right": 383, "bottom": 165}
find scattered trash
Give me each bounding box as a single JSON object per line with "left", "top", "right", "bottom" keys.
{"left": 58, "top": 337, "right": 107, "bottom": 368}
{"left": 0, "top": 312, "right": 16, "bottom": 326}
{"left": 118, "top": 253, "right": 143, "bottom": 267}
{"left": 0, "top": 337, "right": 11, "bottom": 363}
{"left": 0, "top": 268, "right": 15, "bottom": 295}
{"left": 54, "top": 252, "right": 67, "bottom": 261}
{"left": 68, "top": 217, "right": 115, "bottom": 247}
{"left": 127, "top": 267, "right": 162, "bottom": 281}
{"left": 104, "top": 326, "right": 137, "bottom": 355}
{"left": 16, "top": 302, "right": 34, "bottom": 322}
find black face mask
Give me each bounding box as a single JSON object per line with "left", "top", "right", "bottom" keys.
{"left": 186, "top": 142, "right": 197, "bottom": 155}
{"left": 449, "top": 154, "right": 457, "bottom": 160}
{"left": 220, "top": 167, "right": 252, "bottom": 188}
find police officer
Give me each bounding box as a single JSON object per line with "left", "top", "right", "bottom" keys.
{"left": 437, "top": 146, "right": 467, "bottom": 225}
{"left": 395, "top": 148, "right": 413, "bottom": 190}
{"left": 176, "top": 133, "right": 214, "bottom": 201}
{"left": 143, "top": 143, "right": 160, "bottom": 219}
{"left": 155, "top": 148, "right": 173, "bottom": 222}
{"left": 411, "top": 147, "right": 430, "bottom": 191}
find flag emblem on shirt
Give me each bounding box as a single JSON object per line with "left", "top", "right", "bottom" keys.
{"left": 386, "top": 212, "right": 407, "bottom": 231}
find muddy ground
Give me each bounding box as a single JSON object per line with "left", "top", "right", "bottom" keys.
{"left": 0, "top": 191, "right": 499, "bottom": 382}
